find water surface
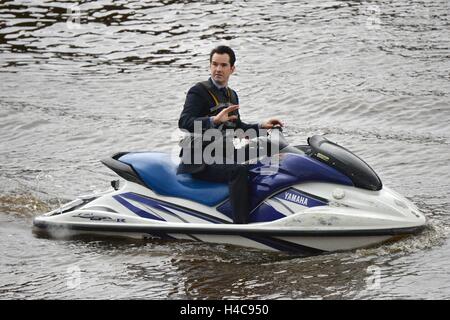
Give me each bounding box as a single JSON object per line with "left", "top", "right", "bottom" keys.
{"left": 1, "top": 0, "right": 449, "bottom": 299}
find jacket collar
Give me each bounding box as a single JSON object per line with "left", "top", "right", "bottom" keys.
{"left": 209, "top": 77, "right": 227, "bottom": 90}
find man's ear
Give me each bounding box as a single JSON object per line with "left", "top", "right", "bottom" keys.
{"left": 231, "top": 65, "right": 236, "bottom": 74}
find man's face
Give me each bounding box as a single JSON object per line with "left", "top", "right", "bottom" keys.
{"left": 210, "top": 53, "right": 235, "bottom": 86}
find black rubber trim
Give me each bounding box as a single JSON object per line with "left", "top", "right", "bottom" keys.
{"left": 101, "top": 153, "right": 147, "bottom": 188}
{"left": 33, "top": 220, "right": 426, "bottom": 237}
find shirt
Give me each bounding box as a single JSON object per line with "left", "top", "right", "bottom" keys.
{"left": 209, "top": 78, "right": 231, "bottom": 127}
{"left": 208, "top": 78, "right": 262, "bottom": 128}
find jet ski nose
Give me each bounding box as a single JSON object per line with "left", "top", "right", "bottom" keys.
{"left": 378, "top": 187, "right": 427, "bottom": 226}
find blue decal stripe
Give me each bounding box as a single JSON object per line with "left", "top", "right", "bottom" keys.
{"left": 245, "top": 236, "right": 324, "bottom": 255}
{"left": 249, "top": 202, "right": 286, "bottom": 223}
{"left": 120, "top": 192, "right": 230, "bottom": 224}
{"left": 113, "top": 195, "right": 166, "bottom": 221}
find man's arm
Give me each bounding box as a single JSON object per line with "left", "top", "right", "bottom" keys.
{"left": 230, "top": 90, "right": 259, "bottom": 132}
{"left": 236, "top": 114, "right": 260, "bottom": 132}
{"left": 178, "top": 85, "right": 215, "bottom": 133}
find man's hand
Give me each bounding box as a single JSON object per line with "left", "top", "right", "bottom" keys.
{"left": 261, "top": 118, "right": 284, "bottom": 129}
{"left": 212, "top": 105, "right": 239, "bottom": 125}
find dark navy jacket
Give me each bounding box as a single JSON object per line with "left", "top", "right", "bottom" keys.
{"left": 177, "top": 78, "right": 259, "bottom": 174}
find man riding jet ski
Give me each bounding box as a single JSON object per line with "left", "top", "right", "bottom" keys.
{"left": 177, "top": 45, "right": 284, "bottom": 225}
{"left": 33, "top": 130, "right": 427, "bottom": 254}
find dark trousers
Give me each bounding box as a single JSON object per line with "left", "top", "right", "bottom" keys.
{"left": 192, "top": 164, "right": 249, "bottom": 224}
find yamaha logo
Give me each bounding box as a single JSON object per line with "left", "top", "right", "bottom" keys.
{"left": 284, "top": 192, "right": 309, "bottom": 206}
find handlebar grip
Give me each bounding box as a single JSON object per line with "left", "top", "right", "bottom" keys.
{"left": 271, "top": 125, "right": 283, "bottom": 132}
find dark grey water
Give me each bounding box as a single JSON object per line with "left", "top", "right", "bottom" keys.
{"left": 1, "top": 0, "right": 449, "bottom": 299}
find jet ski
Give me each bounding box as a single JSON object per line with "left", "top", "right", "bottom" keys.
{"left": 33, "top": 130, "right": 427, "bottom": 254}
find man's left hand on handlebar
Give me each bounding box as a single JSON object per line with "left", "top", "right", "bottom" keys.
{"left": 261, "top": 118, "right": 284, "bottom": 129}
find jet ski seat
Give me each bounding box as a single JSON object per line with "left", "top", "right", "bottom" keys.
{"left": 118, "top": 152, "right": 229, "bottom": 206}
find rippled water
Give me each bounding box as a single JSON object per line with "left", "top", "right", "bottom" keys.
{"left": 1, "top": 0, "right": 449, "bottom": 299}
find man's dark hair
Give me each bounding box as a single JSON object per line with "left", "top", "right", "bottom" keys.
{"left": 209, "top": 45, "right": 236, "bottom": 67}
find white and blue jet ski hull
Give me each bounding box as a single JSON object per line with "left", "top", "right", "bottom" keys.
{"left": 34, "top": 135, "right": 427, "bottom": 254}
{"left": 34, "top": 180, "right": 426, "bottom": 254}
